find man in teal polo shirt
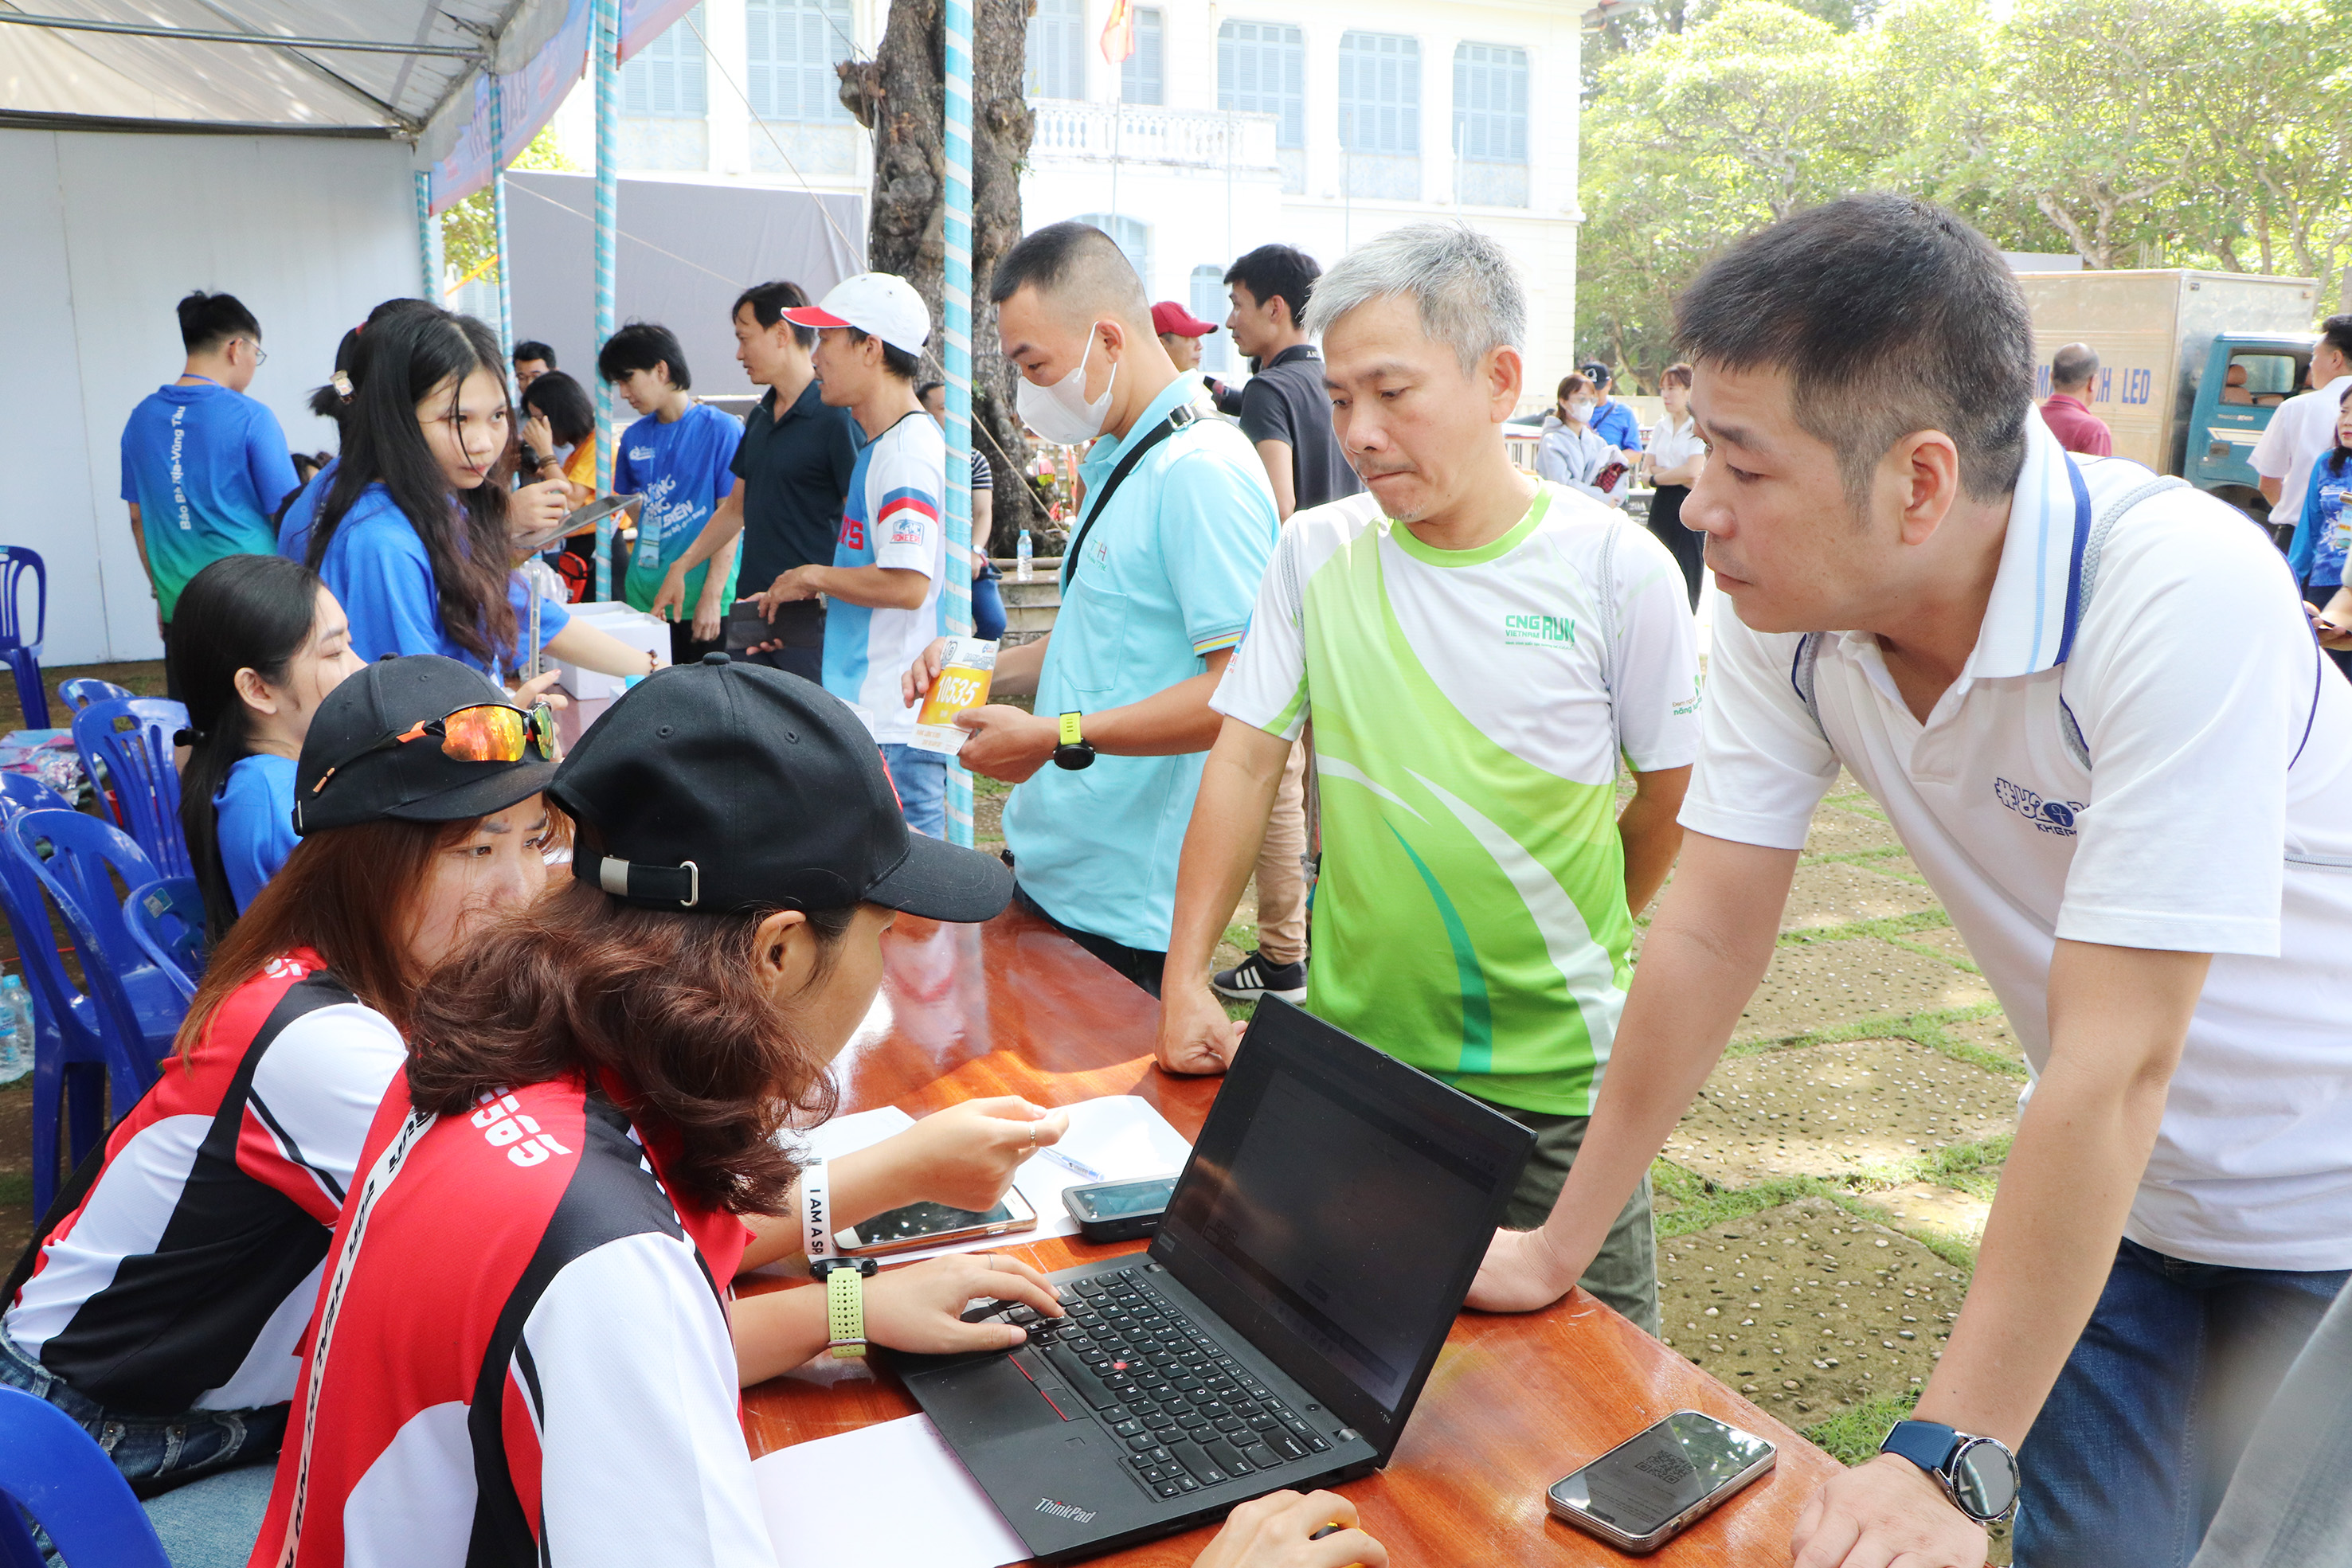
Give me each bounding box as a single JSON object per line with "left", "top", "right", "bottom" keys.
{"left": 902, "top": 221, "right": 1279, "bottom": 991}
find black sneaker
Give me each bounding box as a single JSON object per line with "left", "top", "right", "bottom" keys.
{"left": 1211, "top": 951, "right": 1307, "bottom": 1004}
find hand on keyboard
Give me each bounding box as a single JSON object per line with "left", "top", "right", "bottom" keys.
{"left": 865, "top": 1253, "right": 1065, "bottom": 1355}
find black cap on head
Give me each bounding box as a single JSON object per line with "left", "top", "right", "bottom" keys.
{"left": 551, "top": 654, "right": 1013, "bottom": 923}
{"left": 294, "top": 655, "right": 558, "bottom": 835}
{"left": 1579, "top": 361, "right": 1612, "bottom": 389}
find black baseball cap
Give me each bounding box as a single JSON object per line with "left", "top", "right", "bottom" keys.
{"left": 551, "top": 654, "right": 1012, "bottom": 923}
{"left": 294, "top": 655, "right": 559, "bottom": 835}
{"left": 1579, "top": 360, "right": 1613, "bottom": 388}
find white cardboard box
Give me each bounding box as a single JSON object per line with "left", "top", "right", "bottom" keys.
{"left": 554, "top": 602, "right": 671, "bottom": 701}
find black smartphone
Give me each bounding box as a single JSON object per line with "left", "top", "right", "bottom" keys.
{"left": 1060, "top": 1175, "right": 1177, "bottom": 1242}
{"left": 725, "top": 596, "right": 824, "bottom": 654}
{"left": 1546, "top": 1409, "right": 1776, "bottom": 1554}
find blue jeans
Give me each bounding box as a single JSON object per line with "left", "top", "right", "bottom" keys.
{"left": 1, "top": 1330, "right": 280, "bottom": 1563}
{"left": 877, "top": 742, "right": 946, "bottom": 839}
{"left": 2015, "top": 1238, "right": 2347, "bottom": 1568}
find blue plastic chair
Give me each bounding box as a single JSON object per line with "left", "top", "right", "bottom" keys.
{"left": 3, "top": 811, "right": 174, "bottom": 1212}
{"left": 123, "top": 878, "right": 207, "bottom": 1003}
{"left": 57, "top": 678, "right": 131, "bottom": 714}
{"left": 0, "top": 548, "right": 46, "bottom": 733}
{"left": 70, "top": 698, "right": 191, "bottom": 880}
{"left": 0, "top": 1386, "right": 171, "bottom": 1568}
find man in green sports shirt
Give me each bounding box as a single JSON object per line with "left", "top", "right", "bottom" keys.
{"left": 1153, "top": 224, "right": 1704, "bottom": 1333}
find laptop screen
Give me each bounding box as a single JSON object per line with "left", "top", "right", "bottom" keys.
{"left": 1153, "top": 999, "right": 1532, "bottom": 1447}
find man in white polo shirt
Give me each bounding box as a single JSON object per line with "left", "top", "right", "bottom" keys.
{"left": 1470, "top": 195, "right": 2352, "bottom": 1568}
{"left": 2252, "top": 314, "right": 2352, "bottom": 545}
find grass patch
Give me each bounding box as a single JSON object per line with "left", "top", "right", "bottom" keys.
{"left": 1724, "top": 1002, "right": 2025, "bottom": 1081}
{"left": 1649, "top": 1156, "right": 1990, "bottom": 1273}
{"left": 0, "top": 1173, "right": 29, "bottom": 1207}
{"left": 1777, "top": 909, "right": 1952, "bottom": 948}
{"left": 1801, "top": 1388, "right": 1921, "bottom": 1466}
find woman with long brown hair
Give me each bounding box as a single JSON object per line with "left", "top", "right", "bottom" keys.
{"left": 253, "top": 659, "right": 1389, "bottom": 1568}
{"left": 2, "top": 655, "right": 559, "bottom": 1534}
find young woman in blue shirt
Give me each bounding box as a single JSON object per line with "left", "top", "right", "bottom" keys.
{"left": 170, "top": 554, "right": 366, "bottom": 937}
{"left": 304, "top": 306, "right": 652, "bottom": 687}
{"left": 2291, "top": 386, "right": 2352, "bottom": 676}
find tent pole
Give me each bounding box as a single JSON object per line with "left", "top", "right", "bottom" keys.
{"left": 490, "top": 72, "right": 515, "bottom": 366}
{"left": 942, "top": 0, "right": 976, "bottom": 847}
{"left": 413, "top": 170, "right": 437, "bottom": 299}
{"left": 593, "top": 0, "right": 620, "bottom": 601}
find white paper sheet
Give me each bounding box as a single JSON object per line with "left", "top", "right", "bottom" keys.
{"left": 752, "top": 1414, "right": 1029, "bottom": 1568}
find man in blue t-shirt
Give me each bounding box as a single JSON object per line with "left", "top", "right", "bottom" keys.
{"left": 901, "top": 223, "right": 1280, "bottom": 991}
{"left": 601, "top": 322, "right": 744, "bottom": 665}
{"left": 1578, "top": 361, "right": 1645, "bottom": 455}
{"left": 120, "top": 291, "right": 299, "bottom": 696}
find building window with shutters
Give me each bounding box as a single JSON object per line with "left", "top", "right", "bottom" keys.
{"left": 1121, "top": 8, "right": 1163, "bottom": 106}
{"left": 746, "top": 0, "right": 859, "bottom": 175}
{"left": 1453, "top": 43, "right": 1528, "bottom": 209}
{"left": 1217, "top": 19, "right": 1304, "bottom": 193}
{"left": 1027, "top": 0, "right": 1086, "bottom": 100}
{"left": 1339, "top": 30, "right": 1419, "bottom": 201}
{"left": 621, "top": 4, "right": 709, "bottom": 170}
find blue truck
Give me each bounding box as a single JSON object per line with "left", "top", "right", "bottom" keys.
{"left": 2015, "top": 269, "right": 2324, "bottom": 530}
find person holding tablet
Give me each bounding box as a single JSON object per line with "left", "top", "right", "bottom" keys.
{"left": 304, "top": 306, "right": 651, "bottom": 686}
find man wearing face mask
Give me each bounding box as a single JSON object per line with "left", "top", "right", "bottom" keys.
{"left": 902, "top": 221, "right": 1281, "bottom": 993}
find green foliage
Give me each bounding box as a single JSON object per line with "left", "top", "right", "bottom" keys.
{"left": 1802, "top": 1387, "right": 1923, "bottom": 1464}
{"left": 1579, "top": 0, "right": 2352, "bottom": 381}
{"left": 440, "top": 128, "right": 577, "bottom": 286}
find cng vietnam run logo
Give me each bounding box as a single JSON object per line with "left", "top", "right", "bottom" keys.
{"left": 1502, "top": 612, "right": 1575, "bottom": 648}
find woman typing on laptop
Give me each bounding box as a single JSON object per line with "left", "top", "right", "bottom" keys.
{"left": 250, "top": 657, "right": 1385, "bottom": 1568}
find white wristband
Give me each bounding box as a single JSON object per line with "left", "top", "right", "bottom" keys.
{"left": 802, "top": 1158, "right": 836, "bottom": 1264}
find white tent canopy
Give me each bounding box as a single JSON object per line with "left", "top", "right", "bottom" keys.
{"left": 0, "top": 0, "right": 572, "bottom": 162}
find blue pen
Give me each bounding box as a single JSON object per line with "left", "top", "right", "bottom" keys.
{"left": 1038, "top": 1146, "right": 1105, "bottom": 1182}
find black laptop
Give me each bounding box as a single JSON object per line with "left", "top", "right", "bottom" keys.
{"left": 887, "top": 996, "right": 1536, "bottom": 1563}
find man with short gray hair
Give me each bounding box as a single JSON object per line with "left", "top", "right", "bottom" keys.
{"left": 1153, "top": 222, "right": 1704, "bottom": 1331}
{"left": 2039, "top": 342, "right": 2111, "bottom": 456}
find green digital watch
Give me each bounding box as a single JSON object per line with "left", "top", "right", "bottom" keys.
{"left": 812, "top": 1256, "right": 877, "bottom": 1359}
{"left": 1052, "top": 710, "right": 1096, "bottom": 770}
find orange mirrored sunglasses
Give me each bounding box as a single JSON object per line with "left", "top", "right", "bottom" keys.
{"left": 310, "top": 701, "right": 556, "bottom": 797}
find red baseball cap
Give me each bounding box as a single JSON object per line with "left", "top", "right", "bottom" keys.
{"left": 1151, "top": 301, "right": 1216, "bottom": 338}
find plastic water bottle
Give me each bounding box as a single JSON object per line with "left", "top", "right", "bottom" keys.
{"left": 1016, "top": 528, "right": 1034, "bottom": 583}
{"left": 0, "top": 976, "right": 31, "bottom": 1085}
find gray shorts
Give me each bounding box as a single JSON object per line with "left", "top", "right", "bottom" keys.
{"left": 1489, "top": 1105, "right": 1660, "bottom": 1337}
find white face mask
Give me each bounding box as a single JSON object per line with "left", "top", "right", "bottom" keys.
{"left": 1569, "top": 398, "right": 1598, "bottom": 420}
{"left": 1018, "top": 332, "right": 1117, "bottom": 445}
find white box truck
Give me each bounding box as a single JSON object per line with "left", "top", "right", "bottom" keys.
{"left": 2014, "top": 269, "right": 2323, "bottom": 522}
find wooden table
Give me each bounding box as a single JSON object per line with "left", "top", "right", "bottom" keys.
{"left": 740, "top": 908, "right": 1842, "bottom": 1566}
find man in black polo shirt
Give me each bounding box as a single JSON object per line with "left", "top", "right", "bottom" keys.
{"left": 1223, "top": 244, "right": 1361, "bottom": 520}
{"left": 652, "top": 280, "right": 861, "bottom": 680}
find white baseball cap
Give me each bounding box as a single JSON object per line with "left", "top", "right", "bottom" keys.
{"left": 783, "top": 272, "right": 932, "bottom": 358}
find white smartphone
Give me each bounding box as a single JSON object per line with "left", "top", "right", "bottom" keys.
{"left": 1546, "top": 1409, "right": 1777, "bottom": 1554}
{"left": 832, "top": 1187, "right": 1039, "bottom": 1257}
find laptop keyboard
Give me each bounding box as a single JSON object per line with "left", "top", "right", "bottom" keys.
{"left": 973, "top": 1265, "right": 1337, "bottom": 1503}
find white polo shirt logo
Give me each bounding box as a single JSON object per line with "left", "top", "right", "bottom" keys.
{"left": 1993, "top": 777, "right": 2083, "bottom": 836}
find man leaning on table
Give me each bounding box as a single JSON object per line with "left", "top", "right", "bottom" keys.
{"left": 1471, "top": 195, "right": 2352, "bottom": 1568}
{"left": 1153, "top": 222, "right": 1703, "bottom": 1336}
{"left": 902, "top": 221, "right": 1281, "bottom": 994}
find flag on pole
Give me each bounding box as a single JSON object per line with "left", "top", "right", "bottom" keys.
{"left": 1100, "top": 0, "right": 1136, "bottom": 64}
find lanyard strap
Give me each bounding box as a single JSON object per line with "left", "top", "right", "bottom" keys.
{"left": 1060, "top": 404, "right": 1197, "bottom": 592}
{"left": 279, "top": 1105, "right": 436, "bottom": 1566}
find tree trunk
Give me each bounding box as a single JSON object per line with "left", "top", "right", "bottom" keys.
{"left": 839, "top": 0, "right": 1052, "bottom": 556}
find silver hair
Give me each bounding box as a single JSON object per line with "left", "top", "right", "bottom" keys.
{"left": 1301, "top": 221, "right": 1527, "bottom": 374}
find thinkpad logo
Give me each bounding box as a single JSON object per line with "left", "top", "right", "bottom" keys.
{"left": 1994, "top": 777, "right": 2083, "bottom": 837}
{"left": 1036, "top": 1498, "right": 1097, "bottom": 1523}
